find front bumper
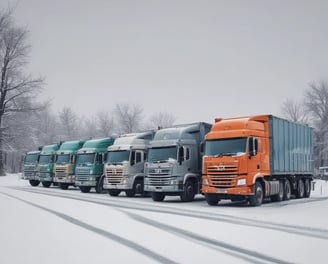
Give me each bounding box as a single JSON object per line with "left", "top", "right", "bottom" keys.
{"left": 75, "top": 180, "right": 96, "bottom": 187}
{"left": 54, "top": 175, "right": 75, "bottom": 183}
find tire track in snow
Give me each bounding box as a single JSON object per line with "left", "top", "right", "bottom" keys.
{"left": 9, "top": 186, "right": 328, "bottom": 240}
{"left": 0, "top": 191, "right": 178, "bottom": 264}
{"left": 122, "top": 210, "right": 293, "bottom": 264}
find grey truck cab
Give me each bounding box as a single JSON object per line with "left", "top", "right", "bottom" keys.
{"left": 144, "top": 122, "right": 211, "bottom": 202}
{"left": 103, "top": 131, "right": 155, "bottom": 197}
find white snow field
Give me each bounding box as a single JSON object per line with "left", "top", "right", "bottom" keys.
{"left": 1, "top": 174, "right": 328, "bottom": 264}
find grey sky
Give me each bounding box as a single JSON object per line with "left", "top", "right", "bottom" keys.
{"left": 4, "top": 0, "right": 328, "bottom": 124}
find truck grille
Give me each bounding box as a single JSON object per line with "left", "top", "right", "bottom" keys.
{"left": 208, "top": 175, "right": 238, "bottom": 187}
{"left": 55, "top": 166, "right": 68, "bottom": 177}
{"left": 207, "top": 163, "right": 238, "bottom": 187}
{"left": 105, "top": 167, "right": 124, "bottom": 184}
{"left": 147, "top": 176, "right": 170, "bottom": 186}
{"left": 147, "top": 167, "right": 172, "bottom": 186}
{"left": 76, "top": 168, "right": 89, "bottom": 181}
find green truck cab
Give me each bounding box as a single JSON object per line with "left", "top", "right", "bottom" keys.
{"left": 75, "top": 137, "right": 115, "bottom": 193}
{"left": 53, "top": 140, "right": 85, "bottom": 190}
{"left": 37, "top": 143, "right": 61, "bottom": 187}
{"left": 23, "top": 149, "right": 41, "bottom": 187}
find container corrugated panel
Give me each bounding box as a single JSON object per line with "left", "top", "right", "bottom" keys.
{"left": 269, "top": 115, "right": 313, "bottom": 175}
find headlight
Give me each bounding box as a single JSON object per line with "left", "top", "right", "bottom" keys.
{"left": 170, "top": 179, "right": 178, "bottom": 185}
{"left": 202, "top": 179, "right": 209, "bottom": 185}
{"left": 237, "top": 178, "right": 246, "bottom": 186}
{"left": 122, "top": 177, "right": 128, "bottom": 184}
{"left": 89, "top": 170, "right": 93, "bottom": 175}
{"left": 89, "top": 176, "right": 94, "bottom": 181}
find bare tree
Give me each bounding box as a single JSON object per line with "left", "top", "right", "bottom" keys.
{"left": 58, "top": 107, "right": 80, "bottom": 140}
{"left": 0, "top": 10, "right": 44, "bottom": 175}
{"left": 281, "top": 98, "right": 308, "bottom": 124}
{"left": 97, "top": 110, "right": 115, "bottom": 137}
{"left": 82, "top": 116, "right": 98, "bottom": 139}
{"left": 304, "top": 81, "right": 328, "bottom": 167}
{"left": 148, "top": 112, "right": 176, "bottom": 129}
{"left": 114, "top": 103, "right": 143, "bottom": 134}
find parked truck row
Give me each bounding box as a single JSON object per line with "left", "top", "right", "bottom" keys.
{"left": 22, "top": 114, "right": 314, "bottom": 206}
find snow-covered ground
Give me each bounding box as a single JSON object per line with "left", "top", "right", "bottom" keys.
{"left": 1, "top": 174, "right": 328, "bottom": 264}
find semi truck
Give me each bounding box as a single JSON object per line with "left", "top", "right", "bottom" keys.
{"left": 53, "top": 140, "right": 85, "bottom": 190}
{"left": 23, "top": 149, "right": 41, "bottom": 186}
{"left": 103, "top": 131, "right": 155, "bottom": 197}
{"left": 202, "top": 114, "right": 313, "bottom": 206}
{"left": 75, "top": 137, "right": 115, "bottom": 193}
{"left": 37, "top": 143, "right": 62, "bottom": 187}
{"left": 144, "top": 122, "right": 212, "bottom": 202}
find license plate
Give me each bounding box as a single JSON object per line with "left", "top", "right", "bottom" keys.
{"left": 217, "top": 188, "right": 227, "bottom": 194}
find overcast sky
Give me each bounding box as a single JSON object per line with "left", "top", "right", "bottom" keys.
{"left": 3, "top": 0, "right": 328, "bottom": 124}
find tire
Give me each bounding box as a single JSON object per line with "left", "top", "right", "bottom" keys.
{"left": 125, "top": 181, "right": 136, "bottom": 197}
{"left": 271, "top": 180, "right": 284, "bottom": 202}
{"left": 95, "top": 177, "right": 104, "bottom": 193}
{"left": 108, "top": 189, "right": 121, "bottom": 196}
{"left": 304, "top": 179, "right": 311, "bottom": 198}
{"left": 283, "top": 179, "right": 291, "bottom": 200}
{"left": 296, "top": 178, "right": 305, "bottom": 198}
{"left": 79, "top": 186, "right": 91, "bottom": 193}
{"left": 249, "top": 181, "right": 263, "bottom": 206}
{"left": 180, "top": 180, "right": 196, "bottom": 202}
{"left": 59, "top": 183, "right": 69, "bottom": 190}
{"left": 205, "top": 194, "right": 220, "bottom": 206}
{"left": 41, "top": 181, "right": 51, "bottom": 188}
{"left": 29, "top": 180, "right": 40, "bottom": 187}
{"left": 151, "top": 192, "right": 165, "bottom": 202}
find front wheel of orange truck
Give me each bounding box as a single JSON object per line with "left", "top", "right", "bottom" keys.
{"left": 249, "top": 181, "right": 263, "bottom": 206}
{"left": 205, "top": 194, "right": 220, "bottom": 206}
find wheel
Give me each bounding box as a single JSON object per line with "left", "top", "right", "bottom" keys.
{"left": 180, "top": 180, "right": 196, "bottom": 202}
{"left": 108, "top": 189, "right": 121, "bottom": 196}
{"left": 271, "top": 180, "right": 284, "bottom": 202}
{"left": 59, "top": 183, "right": 69, "bottom": 190}
{"left": 41, "top": 181, "right": 51, "bottom": 188}
{"left": 79, "top": 186, "right": 91, "bottom": 193}
{"left": 283, "top": 179, "right": 291, "bottom": 200}
{"left": 125, "top": 182, "right": 136, "bottom": 197}
{"left": 125, "top": 189, "right": 136, "bottom": 197}
{"left": 29, "top": 180, "right": 40, "bottom": 187}
{"left": 304, "top": 179, "right": 311, "bottom": 198}
{"left": 249, "top": 181, "right": 263, "bottom": 206}
{"left": 205, "top": 194, "right": 220, "bottom": 206}
{"left": 151, "top": 192, "right": 165, "bottom": 202}
{"left": 95, "top": 177, "right": 104, "bottom": 193}
{"left": 296, "top": 178, "right": 305, "bottom": 198}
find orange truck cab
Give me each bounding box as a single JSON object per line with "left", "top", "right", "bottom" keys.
{"left": 202, "top": 115, "right": 313, "bottom": 206}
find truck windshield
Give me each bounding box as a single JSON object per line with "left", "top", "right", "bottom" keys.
{"left": 148, "top": 146, "right": 177, "bottom": 163}
{"left": 39, "top": 155, "right": 53, "bottom": 164}
{"left": 56, "top": 154, "right": 70, "bottom": 164}
{"left": 24, "top": 154, "right": 38, "bottom": 164}
{"left": 76, "top": 153, "right": 95, "bottom": 165}
{"left": 107, "top": 150, "right": 130, "bottom": 164}
{"left": 205, "top": 138, "right": 247, "bottom": 157}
